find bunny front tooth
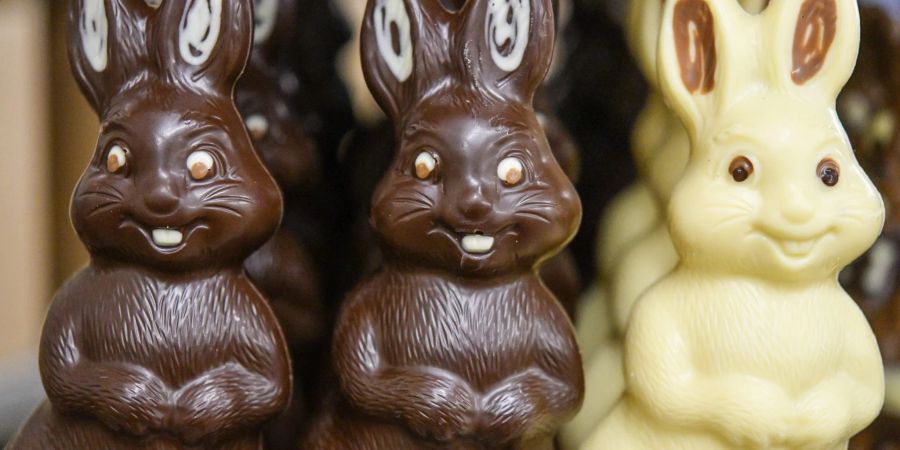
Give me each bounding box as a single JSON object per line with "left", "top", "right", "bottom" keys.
{"left": 462, "top": 235, "right": 495, "bottom": 254}
{"left": 780, "top": 239, "right": 817, "bottom": 257}
{"left": 152, "top": 229, "right": 183, "bottom": 248}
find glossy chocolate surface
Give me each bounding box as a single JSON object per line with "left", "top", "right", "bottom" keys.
{"left": 303, "top": 0, "right": 583, "bottom": 448}
{"left": 6, "top": 1, "right": 290, "bottom": 448}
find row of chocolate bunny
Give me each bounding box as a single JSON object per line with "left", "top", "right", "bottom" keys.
{"left": 570, "top": 0, "right": 900, "bottom": 449}
{"left": 4, "top": 0, "right": 584, "bottom": 448}
{"left": 4, "top": 0, "right": 899, "bottom": 448}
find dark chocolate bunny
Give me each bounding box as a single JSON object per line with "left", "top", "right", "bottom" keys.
{"left": 234, "top": 0, "right": 326, "bottom": 442}
{"left": 5, "top": 1, "right": 290, "bottom": 448}
{"left": 303, "top": 0, "right": 583, "bottom": 448}
{"left": 841, "top": 2, "right": 900, "bottom": 447}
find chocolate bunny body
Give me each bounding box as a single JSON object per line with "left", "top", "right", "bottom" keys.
{"left": 235, "top": 0, "right": 326, "bottom": 439}
{"left": 585, "top": 0, "right": 884, "bottom": 448}
{"left": 6, "top": 1, "right": 290, "bottom": 448}
{"left": 838, "top": 2, "right": 900, "bottom": 447}
{"left": 304, "top": 0, "right": 583, "bottom": 448}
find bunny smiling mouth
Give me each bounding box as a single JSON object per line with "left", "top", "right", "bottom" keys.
{"left": 123, "top": 219, "right": 205, "bottom": 253}
{"left": 429, "top": 224, "right": 514, "bottom": 257}
{"left": 754, "top": 226, "right": 832, "bottom": 260}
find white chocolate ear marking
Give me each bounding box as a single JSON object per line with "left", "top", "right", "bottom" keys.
{"left": 80, "top": 0, "right": 109, "bottom": 72}
{"left": 179, "top": 0, "right": 223, "bottom": 66}
{"left": 486, "top": 0, "right": 530, "bottom": 72}
{"left": 252, "top": 0, "right": 279, "bottom": 45}
{"left": 373, "top": 0, "right": 413, "bottom": 82}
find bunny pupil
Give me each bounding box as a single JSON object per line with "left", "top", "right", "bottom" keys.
{"left": 818, "top": 158, "right": 840, "bottom": 186}
{"left": 729, "top": 155, "right": 753, "bottom": 182}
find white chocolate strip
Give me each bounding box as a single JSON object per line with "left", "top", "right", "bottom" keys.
{"left": 81, "top": 0, "right": 109, "bottom": 72}
{"left": 179, "top": 0, "right": 223, "bottom": 66}
{"left": 486, "top": 0, "right": 530, "bottom": 72}
{"left": 373, "top": 0, "right": 413, "bottom": 82}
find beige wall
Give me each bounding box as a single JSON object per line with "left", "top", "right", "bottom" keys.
{"left": 50, "top": 2, "right": 95, "bottom": 285}
{"left": 0, "top": 0, "right": 52, "bottom": 358}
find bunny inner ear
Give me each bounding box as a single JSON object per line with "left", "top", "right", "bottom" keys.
{"left": 81, "top": 0, "right": 109, "bottom": 72}
{"left": 253, "top": 0, "right": 279, "bottom": 45}
{"left": 791, "top": 0, "right": 837, "bottom": 85}
{"left": 673, "top": 0, "right": 716, "bottom": 94}
{"left": 179, "top": 0, "right": 224, "bottom": 66}
{"left": 374, "top": 0, "right": 414, "bottom": 82}
{"left": 486, "top": 0, "right": 531, "bottom": 72}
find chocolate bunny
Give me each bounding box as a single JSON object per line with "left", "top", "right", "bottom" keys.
{"left": 234, "top": 0, "right": 326, "bottom": 441}
{"left": 5, "top": 0, "right": 291, "bottom": 448}
{"left": 838, "top": 2, "right": 900, "bottom": 448}
{"left": 585, "top": 0, "right": 885, "bottom": 448}
{"left": 303, "top": 0, "right": 584, "bottom": 448}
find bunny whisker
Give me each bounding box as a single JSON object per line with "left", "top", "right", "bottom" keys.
{"left": 204, "top": 194, "right": 253, "bottom": 204}
{"left": 394, "top": 208, "right": 432, "bottom": 225}
{"left": 713, "top": 213, "right": 750, "bottom": 230}
{"left": 391, "top": 198, "right": 433, "bottom": 209}
{"left": 199, "top": 184, "right": 243, "bottom": 202}
{"left": 515, "top": 211, "right": 552, "bottom": 225}
{"left": 203, "top": 203, "right": 245, "bottom": 218}
{"left": 87, "top": 201, "right": 122, "bottom": 218}
{"left": 80, "top": 190, "right": 124, "bottom": 202}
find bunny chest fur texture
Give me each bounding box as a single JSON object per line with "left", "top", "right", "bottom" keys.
{"left": 585, "top": 271, "right": 882, "bottom": 450}
{"left": 309, "top": 268, "right": 582, "bottom": 450}
{"left": 349, "top": 270, "right": 570, "bottom": 390}
{"left": 46, "top": 267, "right": 284, "bottom": 388}
{"left": 10, "top": 265, "right": 290, "bottom": 450}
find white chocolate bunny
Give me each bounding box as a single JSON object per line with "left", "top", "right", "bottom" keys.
{"left": 573, "top": 0, "right": 676, "bottom": 378}
{"left": 583, "top": 0, "right": 885, "bottom": 448}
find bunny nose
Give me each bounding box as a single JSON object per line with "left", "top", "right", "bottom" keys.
{"left": 780, "top": 183, "right": 815, "bottom": 224}
{"left": 457, "top": 182, "right": 493, "bottom": 221}
{"left": 143, "top": 179, "right": 181, "bottom": 215}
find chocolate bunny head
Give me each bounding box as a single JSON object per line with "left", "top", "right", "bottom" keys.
{"left": 363, "top": 0, "right": 581, "bottom": 276}
{"left": 235, "top": 0, "right": 320, "bottom": 192}
{"left": 658, "top": 0, "right": 884, "bottom": 283}
{"left": 67, "top": 0, "right": 282, "bottom": 273}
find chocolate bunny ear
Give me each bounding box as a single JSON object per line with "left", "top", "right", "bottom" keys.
{"left": 765, "top": 0, "right": 859, "bottom": 102}
{"left": 250, "top": 0, "right": 297, "bottom": 63}
{"left": 459, "top": 0, "right": 555, "bottom": 104}
{"left": 361, "top": 0, "right": 452, "bottom": 120}
{"left": 67, "top": 0, "right": 153, "bottom": 113}
{"left": 152, "top": 0, "right": 253, "bottom": 95}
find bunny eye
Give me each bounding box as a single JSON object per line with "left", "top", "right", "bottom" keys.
{"left": 414, "top": 151, "right": 437, "bottom": 179}
{"left": 498, "top": 157, "right": 525, "bottom": 186}
{"left": 818, "top": 159, "right": 840, "bottom": 187}
{"left": 245, "top": 114, "right": 269, "bottom": 141}
{"left": 187, "top": 150, "right": 215, "bottom": 180}
{"left": 106, "top": 145, "right": 128, "bottom": 174}
{"left": 729, "top": 156, "right": 754, "bottom": 183}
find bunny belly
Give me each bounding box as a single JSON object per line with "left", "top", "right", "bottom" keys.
{"left": 581, "top": 397, "right": 725, "bottom": 450}
{"left": 370, "top": 273, "right": 558, "bottom": 391}
{"left": 306, "top": 403, "right": 553, "bottom": 450}
{"left": 7, "top": 401, "right": 260, "bottom": 450}
{"left": 659, "top": 274, "right": 859, "bottom": 392}
{"left": 53, "top": 266, "right": 274, "bottom": 388}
